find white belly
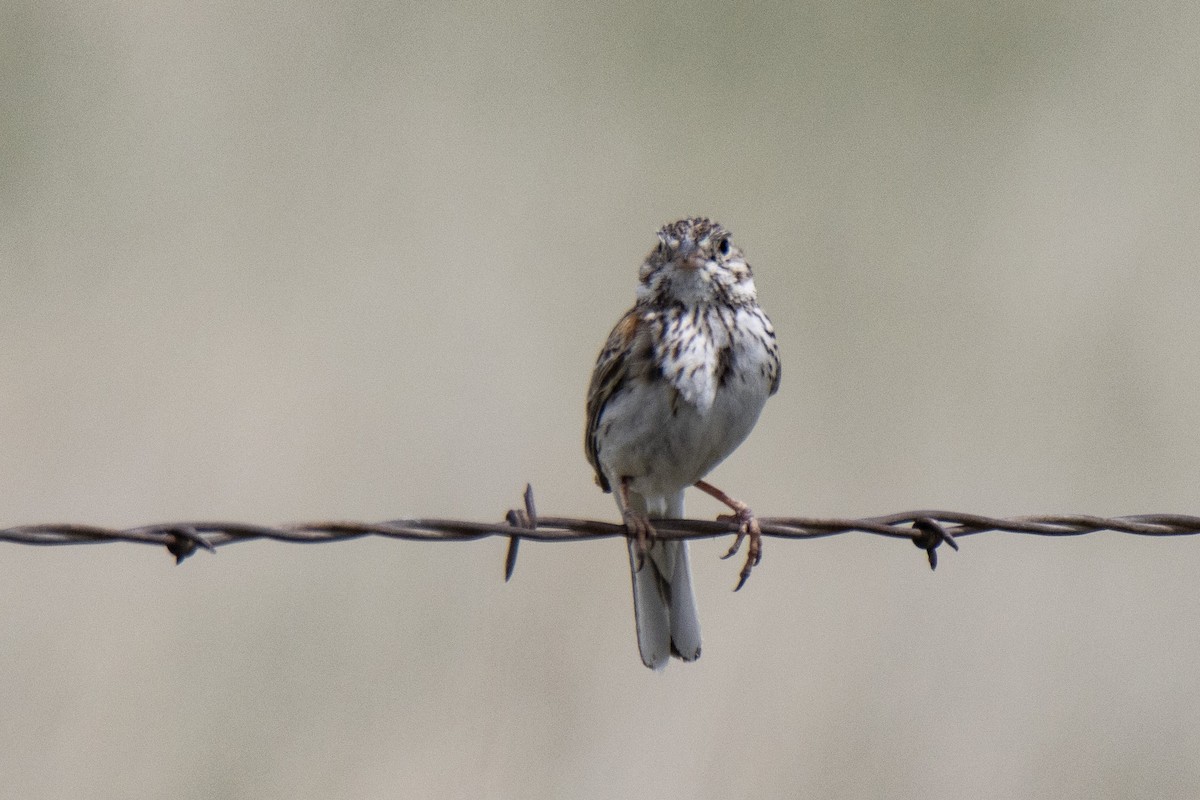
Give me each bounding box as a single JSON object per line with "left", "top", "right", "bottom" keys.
{"left": 595, "top": 366, "right": 771, "bottom": 502}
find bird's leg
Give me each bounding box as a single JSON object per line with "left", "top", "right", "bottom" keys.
{"left": 694, "top": 479, "right": 762, "bottom": 591}
{"left": 619, "top": 476, "right": 655, "bottom": 572}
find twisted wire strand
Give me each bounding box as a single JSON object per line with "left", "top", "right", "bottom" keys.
{"left": 2, "top": 486, "right": 1198, "bottom": 577}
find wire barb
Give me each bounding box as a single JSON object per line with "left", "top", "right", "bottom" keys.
{"left": 163, "top": 526, "right": 217, "bottom": 565}
{"left": 909, "top": 517, "right": 957, "bottom": 570}
{"left": 503, "top": 483, "right": 537, "bottom": 581}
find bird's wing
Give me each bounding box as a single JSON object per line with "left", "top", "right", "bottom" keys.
{"left": 584, "top": 308, "right": 643, "bottom": 493}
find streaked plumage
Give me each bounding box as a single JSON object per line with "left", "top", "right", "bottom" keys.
{"left": 585, "top": 217, "right": 780, "bottom": 669}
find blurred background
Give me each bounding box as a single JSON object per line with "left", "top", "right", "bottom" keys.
{"left": 3, "top": 2, "right": 1200, "bottom": 797}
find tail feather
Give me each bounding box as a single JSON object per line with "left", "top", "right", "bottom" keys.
{"left": 627, "top": 490, "right": 701, "bottom": 669}
{"left": 629, "top": 539, "right": 672, "bottom": 669}
{"left": 665, "top": 541, "right": 700, "bottom": 660}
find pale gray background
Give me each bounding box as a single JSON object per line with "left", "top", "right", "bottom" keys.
{"left": 3, "top": 2, "right": 1200, "bottom": 798}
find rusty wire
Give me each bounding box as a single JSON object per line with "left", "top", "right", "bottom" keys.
{"left": 2, "top": 485, "right": 1199, "bottom": 584}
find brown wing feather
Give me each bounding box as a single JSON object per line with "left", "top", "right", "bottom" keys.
{"left": 761, "top": 309, "right": 782, "bottom": 396}
{"left": 584, "top": 309, "right": 642, "bottom": 493}
{"left": 768, "top": 337, "right": 782, "bottom": 396}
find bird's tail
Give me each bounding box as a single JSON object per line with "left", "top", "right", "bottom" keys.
{"left": 628, "top": 490, "right": 701, "bottom": 669}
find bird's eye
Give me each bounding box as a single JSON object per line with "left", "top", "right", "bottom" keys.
{"left": 717, "top": 237, "right": 731, "bottom": 256}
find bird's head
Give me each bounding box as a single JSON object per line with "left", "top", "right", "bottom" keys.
{"left": 636, "top": 217, "right": 758, "bottom": 307}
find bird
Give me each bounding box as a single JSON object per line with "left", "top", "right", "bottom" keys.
{"left": 585, "top": 217, "right": 781, "bottom": 669}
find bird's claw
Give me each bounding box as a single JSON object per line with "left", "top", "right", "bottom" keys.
{"left": 718, "top": 505, "right": 762, "bottom": 591}
{"left": 623, "top": 508, "right": 656, "bottom": 572}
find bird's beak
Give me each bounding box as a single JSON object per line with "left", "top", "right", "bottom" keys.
{"left": 676, "top": 240, "right": 705, "bottom": 271}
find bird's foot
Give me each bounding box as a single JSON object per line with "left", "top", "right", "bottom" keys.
{"left": 718, "top": 503, "right": 762, "bottom": 591}
{"left": 623, "top": 507, "right": 656, "bottom": 572}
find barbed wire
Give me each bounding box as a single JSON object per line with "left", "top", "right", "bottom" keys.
{"left": 3, "top": 485, "right": 1199, "bottom": 588}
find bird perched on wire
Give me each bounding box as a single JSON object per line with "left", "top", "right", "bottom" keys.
{"left": 585, "top": 217, "right": 781, "bottom": 669}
